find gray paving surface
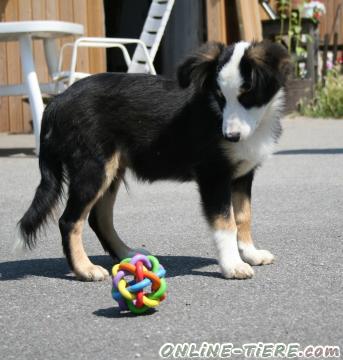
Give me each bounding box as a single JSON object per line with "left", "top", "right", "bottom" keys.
{"left": 0, "top": 117, "right": 342, "bottom": 360}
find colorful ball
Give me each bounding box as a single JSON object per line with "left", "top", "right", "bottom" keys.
{"left": 111, "top": 254, "right": 167, "bottom": 314}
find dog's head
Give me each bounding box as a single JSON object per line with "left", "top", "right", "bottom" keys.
{"left": 178, "top": 41, "right": 291, "bottom": 142}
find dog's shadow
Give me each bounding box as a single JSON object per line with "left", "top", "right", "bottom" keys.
{"left": 0, "top": 254, "right": 220, "bottom": 282}
{"left": 0, "top": 254, "right": 220, "bottom": 318}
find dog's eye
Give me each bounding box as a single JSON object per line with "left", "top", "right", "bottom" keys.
{"left": 239, "top": 81, "right": 253, "bottom": 95}
{"left": 239, "top": 76, "right": 253, "bottom": 95}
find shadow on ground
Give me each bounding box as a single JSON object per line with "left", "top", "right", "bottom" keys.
{"left": 0, "top": 255, "right": 219, "bottom": 282}
{"left": 93, "top": 306, "right": 157, "bottom": 318}
{"left": 0, "top": 148, "right": 35, "bottom": 157}
{"left": 275, "top": 148, "right": 343, "bottom": 155}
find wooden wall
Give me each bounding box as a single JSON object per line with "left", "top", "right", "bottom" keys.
{"left": 319, "top": 0, "right": 343, "bottom": 44}
{"left": 206, "top": 0, "right": 227, "bottom": 43}
{"left": 236, "top": 0, "right": 262, "bottom": 41}
{"left": 206, "top": 0, "right": 266, "bottom": 44}
{"left": 0, "top": 0, "right": 106, "bottom": 134}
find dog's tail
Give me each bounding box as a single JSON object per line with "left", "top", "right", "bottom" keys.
{"left": 18, "top": 103, "right": 64, "bottom": 249}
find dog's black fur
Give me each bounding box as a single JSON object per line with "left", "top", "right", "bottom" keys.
{"left": 19, "top": 41, "right": 290, "bottom": 279}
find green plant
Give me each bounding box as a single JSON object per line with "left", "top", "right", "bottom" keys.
{"left": 299, "top": 68, "right": 343, "bottom": 118}
{"left": 276, "top": 0, "right": 308, "bottom": 77}
{"left": 276, "top": 0, "right": 290, "bottom": 43}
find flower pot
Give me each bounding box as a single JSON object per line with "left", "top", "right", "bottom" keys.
{"left": 285, "top": 78, "right": 314, "bottom": 113}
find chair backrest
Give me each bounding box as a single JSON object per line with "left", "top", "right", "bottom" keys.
{"left": 128, "top": 0, "right": 175, "bottom": 73}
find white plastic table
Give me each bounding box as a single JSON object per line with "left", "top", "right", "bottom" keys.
{"left": 0, "top": 21, "right": 84, "bottom": 152}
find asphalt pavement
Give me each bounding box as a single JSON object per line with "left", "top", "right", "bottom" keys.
{"left": 0, "top": 117, "right": 342, "bottom": 360}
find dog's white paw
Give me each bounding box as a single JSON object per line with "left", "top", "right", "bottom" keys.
{"left": 220, "top": 261, "right": 255, "bottom": 279}
{"left": 214, "top": 229, "right": 254, "bottom": 279}
{"left": 240, "top": 245, "right": 275, "bottom": 266}
{"left": 75, "top": 264, "right": 109, "bottom": 281}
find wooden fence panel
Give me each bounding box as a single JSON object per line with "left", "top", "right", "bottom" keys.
{"left": 206, "top": 0, "right": 227, "bottom": 43}
{"left": 0, "top": 0, "right": 105, "bottom": 133}
{"left": 319, "top": 0, "right": 343, "bottom": 44}
{"left": 5, "top": 0, "right": 23, "bottom": 133}
{"left": 73, "top": 0, "right": 89, "bottom": 73}
{"left": 0, "top": 1, "right": 9, "bottom": 132}
{"left": 86, "top": 0, "right": 106, "bottom": 74}
{"left": 18, "top": 0, "right": 33, "bottom": 132}
{"left": 236, "top": 0, "right": 262, "bottom": 42}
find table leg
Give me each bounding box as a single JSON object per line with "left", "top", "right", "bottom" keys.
{"left": 19, "top": 34, "right": 44, "bottom": 153}
{"left": 43, "top": 38, "right": 59, "bottom": 76}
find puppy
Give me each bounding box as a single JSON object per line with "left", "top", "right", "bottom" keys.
{"left": 19, "top": 41, "right": 290, "bottom": 281}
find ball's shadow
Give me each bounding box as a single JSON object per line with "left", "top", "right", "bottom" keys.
{"left": 93, "top": 306, "right": 157, "bottom": 318}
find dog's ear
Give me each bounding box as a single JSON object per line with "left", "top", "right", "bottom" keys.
{"left": 177, "top": 42, "right": 225, "bottom": 91}
{"left": 238, "top": 41, "right": 292, "bottom": 107}
{"left": 246, "top": 41, "right": 292, "bottom": 86}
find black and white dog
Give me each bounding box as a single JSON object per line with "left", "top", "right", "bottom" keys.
{"left": 19, "top": 41, "right": 290, "bottom": 281}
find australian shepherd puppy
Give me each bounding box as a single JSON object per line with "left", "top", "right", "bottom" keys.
{"left": 19, "top": 41, "right": 290, "bottom": 281}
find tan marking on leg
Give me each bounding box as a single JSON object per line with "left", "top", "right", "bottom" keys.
{"left": 102, "top": 152, "right": 121, "bottom": 194}
{"left": 232, "top": 190, "right": 274, "bottom": 266}
{"left": 232, "top": 191, "right": 253, "bottom": 245}
{"left": 213, "top": 206, "right": 237, "bottom": 231}
{"left": 69, "top": 219, "right": 108, "bottom": 281}
{"left": 69, "top": 153, "right": 121, "bottom": 281}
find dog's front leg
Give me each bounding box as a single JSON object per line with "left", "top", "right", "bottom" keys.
{"left": 196, "top": 165, "right": 254, "bottom": 279}
{"left": 232, "top": 171, "right": 275, "bottom": 266}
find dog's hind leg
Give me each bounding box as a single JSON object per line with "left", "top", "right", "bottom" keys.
{"left": 59, "top": 154, "right": 119, "bottom": 281}
{"left": 89, "top": 169, "right": 150, "bottom": 260}
{"left": 88, "top": 171, "right": 131, "bottom": 260}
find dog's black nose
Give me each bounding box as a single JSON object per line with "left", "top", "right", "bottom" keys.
{"left": 225, "top": 132, "right": 241, "bottom": 142}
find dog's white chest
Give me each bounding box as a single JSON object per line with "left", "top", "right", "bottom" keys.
{"left": 223, "top": 124, "right": 277, "bottom": 179}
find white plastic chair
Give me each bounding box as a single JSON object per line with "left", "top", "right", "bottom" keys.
{"left": 54, "top": 0, "right": 175, "bottom": 87}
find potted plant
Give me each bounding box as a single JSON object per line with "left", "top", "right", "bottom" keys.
{"left": 261, "top": 0, "right": 326, "bottom": 113}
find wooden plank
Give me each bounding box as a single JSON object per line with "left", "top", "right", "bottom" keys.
{"left": 72, "top": 0, "right": 89, "bottom": 73}
{"left": 0, "top": 42, "right": 9, "bottom": 133}
{"left": 32, "top": 0, "right": 48, "bottom": 82}
{"left": 318, "top": 1, "right": 343, "bottom": 44}
{"left": 206, "top": 0, "right": 227, "bottom": 43}
{"left": 285, "top": 78, "right": 313, "bottom": 113}
{"left": 236, "top": 0, "right": 263, "bottom": 42}
{"left": 322, "top": 33, "right": 329, "bottom": 86}
{"left": 59, "top": 0, "right": 74, "bottom": 71}
{"left": 5, "top": 0, "right": 23, "bottom": 133}
{"left": 0, "top": 1, "right": 9, "bottom": 132}
{"left": 86, "top": 0, "right": 106, "bottom": 74}
{"left": 332, "top": 32, "right": 338, "bottom": 64}
{"left": 46, "top": 0, "right": 59, "bottom": 19}
{"left": 333, "top": 0, "right": 343, "bottom": 45}
{"left": 18, "top": 0, "right": 33, "bottom": 133}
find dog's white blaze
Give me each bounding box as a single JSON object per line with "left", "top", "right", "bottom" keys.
{"left": 218, "top": 42, "right": 261, "bottom": 139}
{"left": 222, "top": 89, "right": 285, "bottom": 178}
{"left": 218, "top": 41, "right": 250, "bottom": 93}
